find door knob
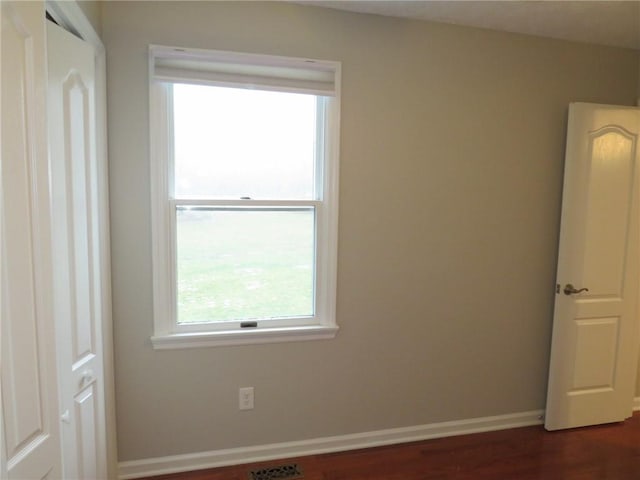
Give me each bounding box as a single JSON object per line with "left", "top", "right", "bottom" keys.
{"left": 81, "top": 369, "right": 94, "bottom": 385}
{"left": 563, "top": 283, "right": 589, "bottom": 295}
{"left": 61, "top": 410, "right": 71, "bottom": 424}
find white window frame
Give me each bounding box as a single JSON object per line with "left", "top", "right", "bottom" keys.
{"left": 149, "top": 45, "right": 340, "bottom": 349}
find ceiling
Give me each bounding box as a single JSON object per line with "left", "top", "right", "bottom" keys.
{"left": 299, "top": 1, "right": 640, "bottom": 50}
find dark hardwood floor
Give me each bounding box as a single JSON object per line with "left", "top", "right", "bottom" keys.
{"left": 142, "top": 412, "right": 640, "bottom": 479}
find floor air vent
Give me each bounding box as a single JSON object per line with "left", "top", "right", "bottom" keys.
{"left": 248, "top": 463, "right": 303, "bottom": 480}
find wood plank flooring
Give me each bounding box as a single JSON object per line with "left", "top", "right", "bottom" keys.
{"left": 141, "top": 412, "right": 640, "bottom": 480}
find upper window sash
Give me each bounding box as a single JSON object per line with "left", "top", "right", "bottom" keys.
{"left": 150, "top": 44, "right": 340, "bottom": 97}
{"left": 169, "top": 83, "right": 324, "bottom": 202}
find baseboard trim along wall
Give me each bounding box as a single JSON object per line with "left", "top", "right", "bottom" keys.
{"left": 118, "top": 410, "right": 544, "bottom": 479}
{"left": 634, "top": 396, "right": 640, "bottom": 411}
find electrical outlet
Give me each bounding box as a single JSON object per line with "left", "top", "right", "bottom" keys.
{"left": 239, "top": 387, "right": 254, "bottom": 410}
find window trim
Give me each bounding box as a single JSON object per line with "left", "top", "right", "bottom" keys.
{"left": 149, "top": 46, "right": 340, "bottom": 349}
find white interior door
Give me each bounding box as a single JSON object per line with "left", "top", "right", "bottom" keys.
{"left": 47, "top": 20, "right": 107, "bottom": 479}
{"left": 545, "top": 103, "right": 640, "bottom": 430}
{"left": 1, "top": 2, "right": 63, "bottom": 478}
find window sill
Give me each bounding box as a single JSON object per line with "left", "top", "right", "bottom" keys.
{"left": 150, "top": 325, "right": 339, "bottom": 349}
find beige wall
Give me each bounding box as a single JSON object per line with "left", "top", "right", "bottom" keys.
{"left": 76, "top": 0, "right": 101, "bottom": 36}
{"left": 102, "top": 1, "right": 640, "bottom": 462}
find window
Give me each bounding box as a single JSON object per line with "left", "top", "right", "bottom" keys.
{"left": 149, "top": 45, "right": 340, "bottom": 348}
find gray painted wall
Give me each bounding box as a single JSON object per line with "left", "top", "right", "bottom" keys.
{"left": 101, "top": 1, "right": 640, "bottom": 462}
{"left": 77, "top": 0, "right": 101, "bottom": 36}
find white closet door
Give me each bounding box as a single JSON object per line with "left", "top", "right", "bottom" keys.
{"left": 1, "top": 2, "right": 63, "bottom": 478}
{"left": 47, "top": 19, "right": 107, "bottom": 480}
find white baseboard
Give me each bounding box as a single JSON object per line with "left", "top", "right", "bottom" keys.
{"left": 118, "top": 409, "right": 544, "bottom": 479}
{"left": 634, "top": 397, "right": 640, "bottom": 411}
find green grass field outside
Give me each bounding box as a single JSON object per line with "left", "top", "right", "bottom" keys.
{"left": 176, "top": 209, "right": 315, "bottom": 323}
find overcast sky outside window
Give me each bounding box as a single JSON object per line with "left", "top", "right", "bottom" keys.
{"left": 172, "top": 83, "right": 318, "bottom": 200}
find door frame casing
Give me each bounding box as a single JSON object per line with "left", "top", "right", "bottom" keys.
{"left": 44, "top": 2, "right": 116, "bottom": 478}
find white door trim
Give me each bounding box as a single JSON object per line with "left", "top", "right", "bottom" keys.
{"left": 45, "top": 2, "right": 116, "bottom": 478}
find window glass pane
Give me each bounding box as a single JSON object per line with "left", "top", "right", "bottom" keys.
{"left": 173, "top": 84, "right": 317, "bottom": 200}
{"left": 176, "top": 208, "right": 315, "bottom": 323}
